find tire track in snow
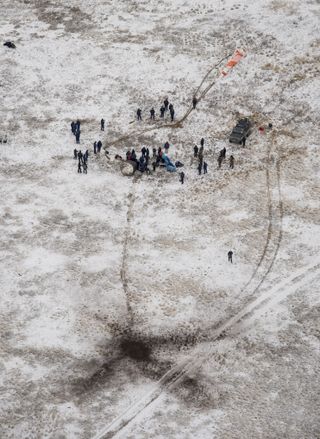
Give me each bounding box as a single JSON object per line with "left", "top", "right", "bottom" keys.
{"left": 91, "top": 260, "right": 320, "bottom": 439}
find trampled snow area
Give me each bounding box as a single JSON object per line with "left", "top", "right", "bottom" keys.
{"left": 1, "top": 0, "right": 320, "bottom": 438}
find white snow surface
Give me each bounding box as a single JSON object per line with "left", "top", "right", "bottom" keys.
{"left": 0, "top": 0, "right": 319, "bottom": 438}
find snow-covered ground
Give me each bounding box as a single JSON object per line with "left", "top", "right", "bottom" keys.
{"left": 1, "top": 0, "right": 320, "bottom": 438}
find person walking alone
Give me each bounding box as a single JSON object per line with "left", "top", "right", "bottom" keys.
{"left": 228, "top": 250, "right": 233, "bottom": 263}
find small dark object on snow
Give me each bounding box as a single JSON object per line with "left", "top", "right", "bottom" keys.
{"left": 0, "top": 135, "right": 7, "bottom": 143}
{"left": 137, "top": 108, "right": 142, "bottom": 120}
{"left": 175, "top": 161, "right": 184, "bottom": 168}
{"left": 179, "top": 171, "right": 185, "bottom": 184}
{"left": 150, "top": 108, "right": 155, "bottom": 120}
{"left": 192, "top": 96, "right": 198, "bottom": 109}
{"left": 268, "top": 123, "right": 273, "bottom": 129}
{"left": 230, "top": 155, "right": 234, "bottom": 169}
{"left": 194, "top": 145, "right": 198, "bottom": 157}
{"left": 228, "top": 250, "right": 233, "bottom": 263}
{"left": 200, "top": 138, "right": 204, "bottom": 147}
{"left": 101, "top": 118, "right": 105, "bottom": 131}
{"left": 4, "top": 41, "right": 16, "bottom": 49}
{"left": 229, "top": 118, "right": 252, "bottom": 144}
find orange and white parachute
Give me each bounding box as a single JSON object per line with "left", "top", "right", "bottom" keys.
{"left": 220, "top": 49, "right": 246, "bottom": 76}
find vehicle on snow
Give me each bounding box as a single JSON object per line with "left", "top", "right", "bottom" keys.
{"left": 229, "top": 118, "right": 252, "bottom": 144}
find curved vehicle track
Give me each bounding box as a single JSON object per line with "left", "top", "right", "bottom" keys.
{"left": 92, "top": 59, "right": 294, "bottom": 439}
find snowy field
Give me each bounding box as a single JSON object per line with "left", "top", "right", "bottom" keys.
{"left": 1, "top": 0, "right": 320, "bottom": 438}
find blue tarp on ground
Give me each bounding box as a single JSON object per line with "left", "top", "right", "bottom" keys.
{"left": 162, "top": 153, "right": 176, "bottom": 172}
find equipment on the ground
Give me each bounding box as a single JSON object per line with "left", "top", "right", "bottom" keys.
{"left": 229, "top": 118, "right": 252, "bottom": 144}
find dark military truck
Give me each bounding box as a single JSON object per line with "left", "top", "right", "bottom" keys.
{"left": 229, "top": 118, "right": 252, "bottom": 144}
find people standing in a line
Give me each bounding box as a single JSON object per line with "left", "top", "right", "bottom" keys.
{"left": 228, "top": 250, "right": 233, "bottom": 263}
{"left": 101, "top": 118, "right": 105, "bottom": 131}
{"left": 93, "top": 141, "right": 97, "bottom": 154}
{"left": 164, "top": 98, "right": 169, "bottom": 111}
{"left": 137, "top": 108, "right": 142, "bottom": 121}
{"left": 74, "top": 148, "right": 78, "bottom": 159}
{"left": 150, "top": 108, "right": 155, "bottom": 120}
{"left": 203, "top": 161, "right": 208, "bottom": 174}
{"left": 242, "top": 137, "right": 246, "bottom": 147}
{"left": 192, "top": 96, "right": 198, "bottom": 109}
{"left": 194, "top": 145, "right": 199, "bottom": 158}
{"left": 179, "top": 171, "right": 185, "bottom": 184}
{"left": 160, "top": 105, "right": 165, "bottom": 118}
{"left": 198, "top": 162, "right": 202, "bottom": 175}
{"left": 75, "top": 130, "right": 81, "bottom": 144}
{"left": 200, "top": 138, "right": 204, "bottom": 147}
{"left": 230, "top": 155, "right": 234, "bottom": 169}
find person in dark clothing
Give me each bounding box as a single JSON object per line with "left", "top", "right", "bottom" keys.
{"left": 218, "top": 155, "right": 223, "bottom": 169}
{"left": 74, "top": 148, "right": 78, "bottom": 159}
{"left": 83, "top": 162, "right": 87, "bottom": 174}
{"left": 203, "top": 161, "right": 208, "bottom": 174}
{"left": 170, "top": 108, "right": 175, "bottom": 122}
{"left": 192, "top": 96, "right": 198, "bottom": 109}
{"left": 198, "top": 146, "right": 204, "bottom": 166}
{"left": 150, "top": 108, "right": 155, "bottom": 120}
{"left": 242, "top": 137, "right": 246, "bottom": 147}
{"left": 230, "top": 155, "right": 234, "bottom": 169}
{"left": 141, "top": 147, "right": 147, "bottom": 157}
{"left": 179, "top": 171, "right": 185, "bottom": 184}
{"left": 152, "top": 147, "right": 157, "bottom": 158}
{"left": 152, "top": 161, "right": 157, "bottom": 172}
{"left": 168, "top": 103, "right": 173, "bottom": 112}
{"left": 158, "top": 147, "right": 162, "bottom": 157}
{"left": 198, "top": 162, "right": 202, "bottom": 175}
{"left": 76, "top": 120, "right": 81, "bottom": 131}
{"left": 97, "top": 140, "right": 102, "bottom": 152}
{"left": 78, "top": 150, "right": 83, "bottom": 163}
{"left": 75, "top": 130, "right": 80, "bottom": 144}
{"left": 146, "top": 148, "right": 150, "bottom": 165}
{"left": 137, "top": 108, "right": 142, "bottom": 120}
{"left": 164, "top": 98, "right": 169, "bottom": 111}
{"left": 131, "top": 149, "right": 137, "bottom": 161}
{"left": 71, "top": 121, "right": 76, "bottom": 134}
{"left": 228, "top": 250, "right": 233, "bottom": 263}
{"left": 84, "top": 150, "right": 89, "bottom": 161}
{"left": 200, "top": 138, "right": 204, "bottom": 147}
{"left": 220, "top": 147, "right": 226, "bottom": 159}
{"left": 194, "top": 145, "right": 199, "bottom": 157}
{"left": 77, "top": 161, "right": 82, "bottom": 173}
{"left": 101, "top": 118, "right": 105, "bottom": 131}
{"left": 4, "top": 41, "right": 16, "bottom": 49}
{"left": 164, "top": 141, "right": 169, "bottom": 151}
{"left": 139, "top": 156, "right": 145, "bottom": 172}
{"left": 160, "top": 106, "right": 165, "bottom": 118}
{"left": 93, "top": 141, "right": 97, "bottom": 154}
{"left": 126, "top": 150, "right": 131, "bottom": 161}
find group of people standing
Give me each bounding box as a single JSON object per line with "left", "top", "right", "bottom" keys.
{"left": 137, "top": 97, "right": 176, "bottom": 122}
{"left": 217, "top": 147, "right": 235, "bottom": 169}
{"left": 74, "top": 148, "right": 88, "bottom": 174}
